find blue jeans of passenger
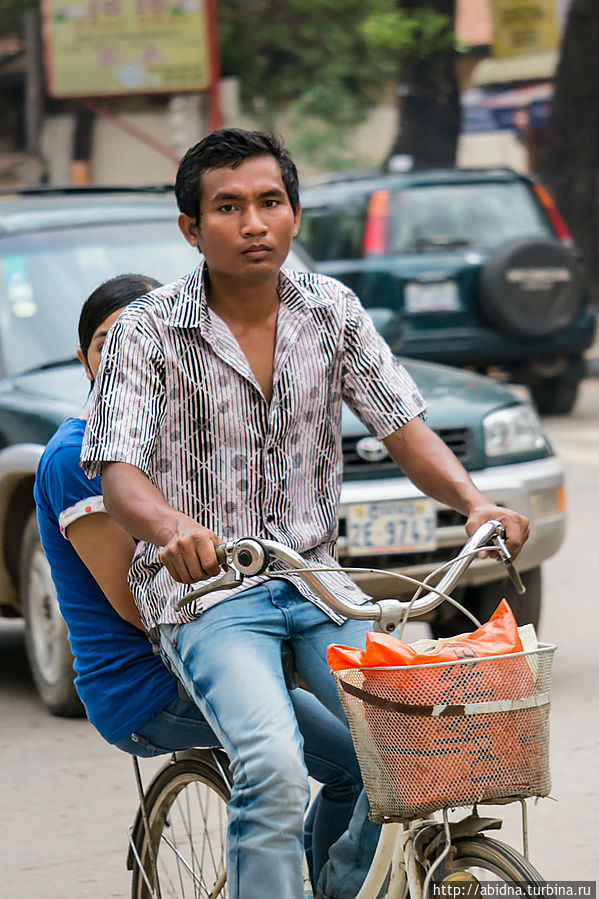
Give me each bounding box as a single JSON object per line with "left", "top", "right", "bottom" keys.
{"left": 159, "top": 579, "right": 380, "bottom": 899}
{"left": 114, "top": 687, "right": 363, "bottom": 887}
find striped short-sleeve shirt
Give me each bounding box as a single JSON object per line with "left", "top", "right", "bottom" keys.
{"left": 80, "top": 263, "right": 427, "bottom": 629}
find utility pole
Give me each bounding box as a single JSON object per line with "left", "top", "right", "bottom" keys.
{"left": 23, "top": 9, "right": 44, "bottom": 180}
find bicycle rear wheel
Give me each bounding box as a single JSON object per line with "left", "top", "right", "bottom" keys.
{"left": 130, "top": 749, "right": 231, "bottom": 899}
{"left": 432, "top": 835, "right": 544, "bottom": 887}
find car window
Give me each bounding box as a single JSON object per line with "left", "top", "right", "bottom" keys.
{"left": 0, "top": 220, "right": 306, "bottom": 376}
{"left": 387, "top": 182, "right": 552, "bottom": 253}
{"left": 298, "top": 195, "right": 369, "bottom": 261}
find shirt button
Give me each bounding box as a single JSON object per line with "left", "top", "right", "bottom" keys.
{"left": 266, "top": 514, "right": 275, "bottom": 522}
{"left": 266, "top": 446, "right": 275, "bottom": 454}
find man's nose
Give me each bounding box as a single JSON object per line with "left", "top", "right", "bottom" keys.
{"left": 240, "top": 205, "right": 267, "bottom": 236}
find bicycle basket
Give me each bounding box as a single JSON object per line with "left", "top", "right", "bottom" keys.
{"left": 334, "top": 644, "right": 555, "bottom": 821}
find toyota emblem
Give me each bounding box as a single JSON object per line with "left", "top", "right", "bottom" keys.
{"left": 356, "top": 437, "right": 389, "bottom": 462}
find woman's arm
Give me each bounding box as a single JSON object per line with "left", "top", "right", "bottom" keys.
{"left": 66, "top": 512, "right": 146, "bottom": 631}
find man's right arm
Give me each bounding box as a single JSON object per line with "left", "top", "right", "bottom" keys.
{"left": 102, "top": 462, "right": 222, "bottom": 584}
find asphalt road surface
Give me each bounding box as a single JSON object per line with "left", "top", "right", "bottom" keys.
{"left": 1, "top": 380, "right": 597, "bottom": 898}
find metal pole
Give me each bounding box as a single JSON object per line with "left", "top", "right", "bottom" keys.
{"left": 205, "top": 0, "right": 222, "bottom": 130}
{"left": 24, "top": 10, "right": 43, "bottom": 161}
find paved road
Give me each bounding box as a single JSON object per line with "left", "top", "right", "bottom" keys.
{"left": 0, "top": 380, "right": 597, "bottom": 897}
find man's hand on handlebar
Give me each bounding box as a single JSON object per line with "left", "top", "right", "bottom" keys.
{"left": 160, "top": 515, "right": 223, "bottom": 584}
{"left": 465, "top": 504, "right": 529, "bottom": 561}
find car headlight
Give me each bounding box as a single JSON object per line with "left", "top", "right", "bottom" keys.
{"left": 483, "top": 405, "right": 547, "bottom": 458}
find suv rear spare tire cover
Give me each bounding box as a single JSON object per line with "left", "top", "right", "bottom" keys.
{"left": 479, "top": 237, "right": 582, "bottom": 339}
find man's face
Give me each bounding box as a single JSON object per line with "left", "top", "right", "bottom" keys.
{"left": 178, "top": 155, "right": 300, "bottom": 282}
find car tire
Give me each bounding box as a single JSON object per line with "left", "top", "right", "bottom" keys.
{"left": 479, "top": 238, "right": 582, "bottom": 340}
{"left": 531, "top": 376, "right": 579, "bottom": 416}
{"left": 529, "top": 359, "right": 583, "bottom": 415}
{"left": 21, "top": 513, "right": 84, "bottom": 717}
{"left": 430, "top": 566, "right": 542, "bottom": 638}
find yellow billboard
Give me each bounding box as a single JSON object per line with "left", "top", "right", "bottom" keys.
{"left": 490, "top": 0, "right": 560, "bottom": 57}
{"left": 42, "top": 0, "right": 211, "bottom": 98}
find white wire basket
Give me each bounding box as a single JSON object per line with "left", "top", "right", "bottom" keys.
{"left": 334, "top": 644, "right": 555, "bottom": 821}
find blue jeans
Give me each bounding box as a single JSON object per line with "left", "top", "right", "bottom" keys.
{"left": 115, "top": 687, "right": 363, "bottom": 887}
{"left": 159, "top": 579, "right": 380, "bottom": 899}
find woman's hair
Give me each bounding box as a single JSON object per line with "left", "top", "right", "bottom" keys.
{"left": 78, "top": 273, "right": 161, "bottom": 360}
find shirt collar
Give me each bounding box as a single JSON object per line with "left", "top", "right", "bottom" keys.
{"left": 166, "top": 259, "right": 332, "bottom": 333}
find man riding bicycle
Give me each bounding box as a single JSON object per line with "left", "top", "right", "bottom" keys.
{"left": 80, "top": 128, "right": 529, "bottom": 899}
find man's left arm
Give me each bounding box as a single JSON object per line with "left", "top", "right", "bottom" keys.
{"left": 383, "top": 417, "right": 529, "bottom": 558}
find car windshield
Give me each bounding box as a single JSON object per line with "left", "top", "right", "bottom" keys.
{"left": 387, "top": 181, "right": 552, "bottom": 254}
{"left": 0, "top": 220, "right": 307, "bottom": 376}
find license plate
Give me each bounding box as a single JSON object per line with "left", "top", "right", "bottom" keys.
{"left": 346, "top": 499, "right": 437, "bottom": 555}
{"left": 404, "top": 280, "right": 460, "bottom": 313}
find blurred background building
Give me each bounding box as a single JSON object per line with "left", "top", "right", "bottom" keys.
{"left": 0, "top": 0, "right": 576, "bottom": 187}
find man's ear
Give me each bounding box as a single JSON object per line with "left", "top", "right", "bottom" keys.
{"left": 292, "top": 203, "right": 301, "bottom": 238}
{"left": 178, "top": 213, "right": 202, "bottom": 249}
{"left": 76, "top": 347, "right": 94, "bottom": 384}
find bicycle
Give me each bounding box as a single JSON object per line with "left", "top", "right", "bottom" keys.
{"left": 128, "top": 519, "right": 554, "bottom": 897}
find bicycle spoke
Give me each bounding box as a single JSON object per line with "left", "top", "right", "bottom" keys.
{"left": 160, "top": 818, "right": 189, "bottom": 897}
{"left": 192, "top": 778, "right": 224, "bottom": 878}
{"left": 133, "top": 756, "right": 230, "bottom": 899}
{"left": 154, "top": 785, "right": 227, "bottom": 898}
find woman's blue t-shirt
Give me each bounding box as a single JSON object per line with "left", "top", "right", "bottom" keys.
{"left": 34, "top": 417, "right": 178, "bottom": 743}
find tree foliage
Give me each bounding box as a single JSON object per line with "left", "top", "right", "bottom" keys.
{"left": 0, "top": 0, "right": 36, "bottom": 31}
{"left": 218, "top": 0, "right": 457, "bottom": 168}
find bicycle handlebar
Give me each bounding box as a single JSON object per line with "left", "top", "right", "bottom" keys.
{"left": 174, "top": 520, "right": 523, "bottom": 633}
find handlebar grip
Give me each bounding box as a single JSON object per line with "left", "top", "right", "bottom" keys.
{"left": 215, "top": 543, "right": 228, "bottom": 566}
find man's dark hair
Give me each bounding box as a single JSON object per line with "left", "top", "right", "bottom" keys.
{"left": 78, "top": 273, "right": 161, "bottom": 360}
{"left": 175, "top": 128, "right": 299, "bottom": 223}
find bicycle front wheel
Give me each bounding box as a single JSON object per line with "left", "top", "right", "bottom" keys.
{"left": 433, "top": 835, "right": 545, "bottom": 886}
{"left": 130, "top": 749, "right": 231, "bottom": 899}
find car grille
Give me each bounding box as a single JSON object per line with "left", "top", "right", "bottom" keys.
{"left": 342, "top": 427, "right": 475, "bottom": 477}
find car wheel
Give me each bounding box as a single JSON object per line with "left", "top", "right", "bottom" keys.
{"left": 21, "top": 513, "right": 84, "bottom": 717}
{"left": 479, "top": 238, "right": 582, "bottom": 340}
{"left": 531, "top": 376, "right": 579, "bottom": 416}
{"left": 430, "top": 566, "right": 542, "bottom": 638}
{"left": 529, "top": 360, "right": 582, "bottom": 415}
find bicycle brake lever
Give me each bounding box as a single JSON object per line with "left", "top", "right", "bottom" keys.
{"left": 493, "top": 533, "right": 526, "bottom": 595}
{"left": 174, "top": 567, "right": 244, "bottom": 611}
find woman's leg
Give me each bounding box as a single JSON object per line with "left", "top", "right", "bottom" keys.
{"left": 290, "top": 688, "right": 362, "bottom": 888}
{"left": 113, "top": 695, "right": 222, "bottom": 756}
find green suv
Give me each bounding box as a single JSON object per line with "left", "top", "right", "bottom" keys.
{"left": 299, "top": 168, "right": 597, "bottom": 415}
{"left": 0, "top": 187, "right": 565, "bottom": 715}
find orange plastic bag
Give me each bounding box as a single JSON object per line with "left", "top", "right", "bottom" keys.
{"left": 327, "top": 599, "right": 524, "bottom": 671}
{"left": 328, "top": 601, "right": 546, "bottom": 815}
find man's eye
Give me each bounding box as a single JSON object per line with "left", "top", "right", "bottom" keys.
{"left": 263, "top": 199, "right": 279, "bottom": 208}
{"left": 219, "top": 204, "right": 235, "bottom": 213}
